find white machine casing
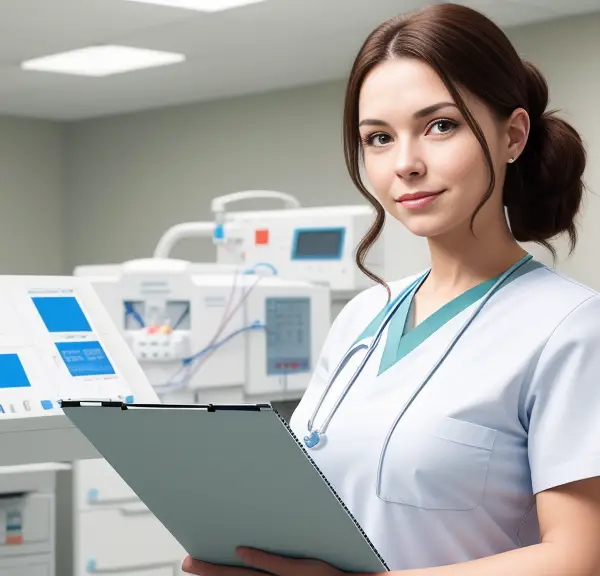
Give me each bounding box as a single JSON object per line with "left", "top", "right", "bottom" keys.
{"left": 215, "top": 205, "right": 384, "bottom": 292}
{"left": 74, "top": 258, "right": 330, "bottom": 405}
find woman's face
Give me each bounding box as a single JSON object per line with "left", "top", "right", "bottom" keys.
{"left": 358, "top": 58, "right": 516, "bottom": 240}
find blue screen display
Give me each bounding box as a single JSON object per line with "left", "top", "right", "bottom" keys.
{"left": 32, "top": 296, "right": 92, "bottom": 333}
{"left": 56, "top": 341, "right": 116, "bottom": 377}
{"left": 0, "top": 354, "right": 31, "bottom": 389}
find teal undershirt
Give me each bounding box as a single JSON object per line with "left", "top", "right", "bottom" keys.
{"left": 354, "top": 259, "right": 544, "bottom": 376}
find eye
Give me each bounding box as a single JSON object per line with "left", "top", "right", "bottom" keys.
{"left": 427, "top": 118, "right": 458, "bottom": 136}
{"left": 362, "top": 132, "right": 393, "bottom": 148}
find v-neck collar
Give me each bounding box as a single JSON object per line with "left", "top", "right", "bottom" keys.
{"left": 377, "top": 258, "right": 544, "bottom": 375}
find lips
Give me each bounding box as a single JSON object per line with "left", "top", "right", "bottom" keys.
{"left": 395, "top": 189, "right": 445, "bottom": 210}
{"left": 396, "top": 190, "right": 444, "bottom": 202}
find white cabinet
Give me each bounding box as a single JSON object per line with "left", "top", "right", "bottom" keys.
{"left": 74, "top": 459, "right": 186, "bottom": 576}
{"left": 75, "top": 458, "right": 138, "bottom": 511}
{"left": 0, "top": 464, "right": 64, "bottom": 576}
{"left": 0, "top": 493, "right": 53, "bottom": 559}
{"left": 0, "top": 554, "right": 52, "bottom": 576}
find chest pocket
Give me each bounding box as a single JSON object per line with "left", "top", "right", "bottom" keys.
{"left": 377, "top": 416, "right": 496, "bottom": 511}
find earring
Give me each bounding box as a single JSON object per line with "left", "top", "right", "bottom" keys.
{"left": 508, "top": 157, "right": 515, "bottom": 163}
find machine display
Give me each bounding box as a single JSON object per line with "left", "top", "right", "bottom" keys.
{"left": 292, "top": 228, "right": 345, "bottom": 259}
{"left": 0, "top": 276, "right": 158, "bottom": 467}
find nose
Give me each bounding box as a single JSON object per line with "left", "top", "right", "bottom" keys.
{"left": 394, "top": 143, "right": 426, "bottom": 180}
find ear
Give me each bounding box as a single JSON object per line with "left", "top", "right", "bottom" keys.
{"left": 505, "top": 108, "right": 530, "bottom": 163}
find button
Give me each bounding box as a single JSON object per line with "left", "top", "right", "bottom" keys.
{"left": 255, "top": 229, "right": 269, "bottom": 245}
{"left": 41, "top": 400, "right": 54, "bottom": 410}
{"left": 23, "top": 400, "right": 31, "bottom": 412}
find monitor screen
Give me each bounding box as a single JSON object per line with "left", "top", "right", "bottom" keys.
{"left": 32, "top": 296, "right": 92, "bottom": 333}
{"left": 0, "top": 354, "right": 31, "bottom": 389}
{"left": 293, "top": 228, "right": 344, "bottom": 259}
{"left": 56, "top": 341, "right": 116, "bottom": 377}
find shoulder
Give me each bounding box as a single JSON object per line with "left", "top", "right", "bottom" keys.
{"left": 522, "top": 267, "right": 600, "bottom": 387}
{"left": 529, "top": 265, "right": 597, "bottom": 301}
{"left": 504, "top": 264, "right": 598, "bottom": 328}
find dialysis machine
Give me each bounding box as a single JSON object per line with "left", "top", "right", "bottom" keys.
{"left": 0, "top": 275, "right": 159, "bottom": 576}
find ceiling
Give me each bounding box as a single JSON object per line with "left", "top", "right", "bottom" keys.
{"left": 0, "top": 0, "right": 598, "bottom": 121}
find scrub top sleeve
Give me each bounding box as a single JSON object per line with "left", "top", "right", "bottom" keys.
{"left": 526, "top": 294, "right": 600, "bottom": 495}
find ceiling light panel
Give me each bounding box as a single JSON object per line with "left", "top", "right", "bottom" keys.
{"left": 21, "top": 45, "right": 185, "bottom": 77}
{"left": 125, "top": 0, "right": 267, "bottom": 13}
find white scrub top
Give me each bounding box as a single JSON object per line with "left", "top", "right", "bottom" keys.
{"left": 289, "top": 261, "right": 600, "bottom": 571}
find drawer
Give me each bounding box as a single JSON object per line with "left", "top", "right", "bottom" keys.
{"left": 77, "top": 507, "right": 186, "bottom": 575}
{"left": 0, "top": 493, "right": 53, "bottom": 558}
{"left": 75, "top": 459, "right": 139, "bottom": 511}
{"left": 0, "top": 553, "right": 51, "bottom": 576}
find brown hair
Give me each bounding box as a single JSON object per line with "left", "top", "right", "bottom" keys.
{"left": 343, "top": 3, "right": 587, "bottom": 286}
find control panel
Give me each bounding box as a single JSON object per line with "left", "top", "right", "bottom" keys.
{"left": 265, "top": 297, "right": 311, "bottom": 375}
{"left": 0, "top": 276, "right": 158, "bottom": 466}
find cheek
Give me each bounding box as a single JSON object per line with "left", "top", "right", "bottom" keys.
{"left": 363, "top": 153, "right": 396, "bottom": 200}
{"left": 437, "top": 135, "right": 488, "bottom": 194}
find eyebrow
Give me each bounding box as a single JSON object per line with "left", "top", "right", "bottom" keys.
{"left": 358, "top": 101, "right": 458, "bottom": 127}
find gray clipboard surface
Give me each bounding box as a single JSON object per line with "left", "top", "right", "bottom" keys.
{"left": 61, "top": 401, "right": 388, "bottom": 573}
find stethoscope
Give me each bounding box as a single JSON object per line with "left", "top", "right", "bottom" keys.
{"left": 303, "top": 253, "right": 533, "bottom": 450}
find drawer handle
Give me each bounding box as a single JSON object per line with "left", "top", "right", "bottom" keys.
{"left": 87, "top": 558, "right": 180, "bottom": 574}
{"left": 118, "top": 506, "right": 152, "bottom": 517}
{"left": 87, "top": 490, "right": 140, "bottom": 508}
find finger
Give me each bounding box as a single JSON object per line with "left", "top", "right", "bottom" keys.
{"left": 236, "top": 547, "right": 304, "bottom": 574}
{"left": 182, "top": 554, "right": 256, "bottom": 576}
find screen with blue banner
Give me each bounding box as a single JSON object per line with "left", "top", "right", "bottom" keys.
{"left": 0, "top": 354, "right": 31, "bottom": 389}
{"left": 56, "top": 341, "right": 116, "bottom": 377}
{"left": 32, "top": 296, "right": 92, "bottom": 333}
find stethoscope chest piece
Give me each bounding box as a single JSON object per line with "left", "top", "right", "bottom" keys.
{"left": 304, "top": 430, "right": 326, "bottom": 449}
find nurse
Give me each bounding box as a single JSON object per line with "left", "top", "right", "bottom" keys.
{"left": 183, "top": 3, "right": 600, "bottom": 575}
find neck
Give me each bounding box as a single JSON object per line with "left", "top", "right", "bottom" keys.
{"left": 423, "top": 221, "right": 528, "bottom": 297}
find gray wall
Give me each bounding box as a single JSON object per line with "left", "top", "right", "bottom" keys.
{"left": 63, "top": 80, "right": 354, "bottom": 272}
{"left": 0, "top": 116, "right": 64, "bottom": 274}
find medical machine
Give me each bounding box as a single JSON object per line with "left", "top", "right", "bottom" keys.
{"left": 74, "top": 258, "right": 330, "bottom": 405}
{"left": 0, "top": 275, "right": 158, "bottom": 576}
{"left": 154, "top": 191, "right": 430, "bottom": 302}
{"left": 161, "top": 205, "right": 383, "bottom": 292}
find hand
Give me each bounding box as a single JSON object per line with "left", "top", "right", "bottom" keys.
{"left": 182, "top": 546, "right": 347, "bottom": 576}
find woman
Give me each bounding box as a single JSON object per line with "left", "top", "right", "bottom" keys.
{"left": 183, "top": 3, "right": 600, "bottom": 574}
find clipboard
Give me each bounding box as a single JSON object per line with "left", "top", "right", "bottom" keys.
{"left": 61, "top": 400, "right": 389, "bottom": 573}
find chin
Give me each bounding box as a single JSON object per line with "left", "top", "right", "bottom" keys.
{"left": 393, "top": 213, "right": 451, "bottom": 239}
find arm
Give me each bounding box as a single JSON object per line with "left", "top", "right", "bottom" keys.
{"left": 395, "top": 476, "right": 600, "bottom": 576}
